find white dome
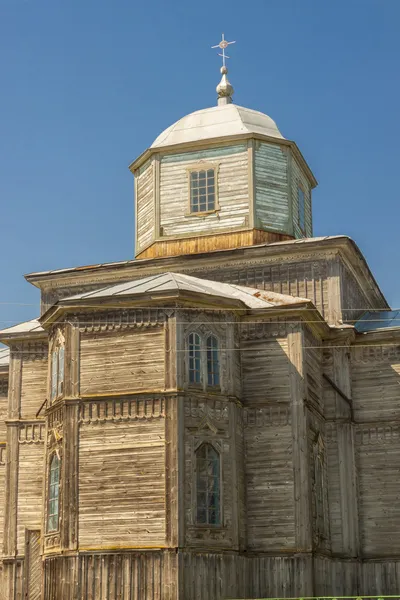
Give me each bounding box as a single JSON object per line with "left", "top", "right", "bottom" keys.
{"left": 150, "top": 103, "right": 285, "bottom": 149}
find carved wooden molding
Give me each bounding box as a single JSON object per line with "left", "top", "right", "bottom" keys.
{"left": 355, "top": 425, "right": 400, "bottom": 445}
{"left": 184, "top": 397, "right": 229, "bottom": 422}
{"left": 18, "top": 422, "right": 45, "bottom": 444}
{"left": 79, "top": 397, "right": 165, "bottom": 424}
{"left": 240, "top": 320, "right": 289, "bottom": 340}
{"left": 244, "top": 405, "right": 291, "bottom": 427}
{"left": 44, "top": 534, "right": 61, "bottom": 550}
{"left": 0, "top": 444, "right": 6, "bottom": 465}
{"left": 77, "top": 309, "right": 166, "bottom": 333}
{"left": 351, "top": 345, "right": 400, "bottom": 363}
{"left": 11, "top": 342, "right": 48, "bottom": 360}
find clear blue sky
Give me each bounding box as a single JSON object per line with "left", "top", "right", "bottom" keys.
{"left": 1, "top": 0, "right": 399, "bottom": 328}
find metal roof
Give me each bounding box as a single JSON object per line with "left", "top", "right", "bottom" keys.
{"left": 25, "top": 236, "right": 352, "bottom": 280}
{"left": 151, "top": 104, "right": 284, "bottom": 149}
{"left": 64, "top": 272, "right": 309, "bottom": 309}
{"left": 0, "top": 347, "right": 10, "bottom": 367}
{"left": 0, "top": 319, "right": 44, "bottom": 337}
{"left": 355, "top": 310, "right": 400, "bottom": 333}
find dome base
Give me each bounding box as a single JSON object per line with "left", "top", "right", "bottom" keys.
{"left": 136, "top": 229, "right": 294, "bottom": 260}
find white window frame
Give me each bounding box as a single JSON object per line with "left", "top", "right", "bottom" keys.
{"left": 186, "top": 162, "right": 220, "bottom": 216}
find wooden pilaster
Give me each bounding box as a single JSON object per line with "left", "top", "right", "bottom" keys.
{"left": 288, "top": 326, "right": 312, "bottom": 554}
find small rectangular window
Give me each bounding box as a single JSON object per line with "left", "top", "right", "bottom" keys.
{"left": 298, "top": 187, "right": 306, "bottom": 234}
{"left": 190, "top": 168, "right": 216, "bottom": 213}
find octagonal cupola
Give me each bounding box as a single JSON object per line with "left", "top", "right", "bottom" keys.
{"left": 130, "top": 58, "right": 317, "bottom": 259}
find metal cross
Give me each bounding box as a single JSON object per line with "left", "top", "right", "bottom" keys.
{"left": 212, "top": 33, "right": 236, "bottom": 68}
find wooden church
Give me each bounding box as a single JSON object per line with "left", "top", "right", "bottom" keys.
{"left": 0, "top": 46, "right": 399, "bottom": 600}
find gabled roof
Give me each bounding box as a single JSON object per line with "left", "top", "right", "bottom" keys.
{"left": 63, "top": 272, "right": 309, "bottom": 310}
{"left": 355, "top": 310, "right": 400, "bottom": 333}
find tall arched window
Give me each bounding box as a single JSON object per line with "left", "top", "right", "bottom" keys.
{"left": 196, "top": 443, "right": 221, "bottom": 525}
{"left": 48, "top": 454, "right": 60, "bottom": 532}
{"left": 206, "top": 335, "right": 220, "bottom": 386}
{"left": 188, "top": 333, "right": 201, "bottom": 384}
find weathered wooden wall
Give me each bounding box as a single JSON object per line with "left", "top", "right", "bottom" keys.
{"left": 291, "top": 154, "right": 312, "bottom": 238}
{"left": 159, "top": 145, "right": 249, "bottom": 237}
{"left": 79, "top": 398, "right": 166, "bottom": 549}
{"left": 43, "top": 551, "right": 177, "bottom": 600}
{"left": 136, "top": 159, "right": 155, "bottom": 255}
{"left": 254, "top": 142, "right": 290, "bottom": 234}
{"left": 80, "top": 328, "right": 165, "bottom": 395}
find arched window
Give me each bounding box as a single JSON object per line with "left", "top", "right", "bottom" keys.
{"left": 196, "top": 443, "right": 221, "bottom": 525}
{"left": 188, "top": 333, "right": 201, "bottom": 384}
{"left": 206, "top": 335, "right": 220, "bottom": 386}
{"left": 48, "top": 454, "right": 60, "bottom": 532}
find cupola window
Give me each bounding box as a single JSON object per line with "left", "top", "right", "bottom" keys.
{"left": 189, "top": 168, "right": 216, "bottom": 214}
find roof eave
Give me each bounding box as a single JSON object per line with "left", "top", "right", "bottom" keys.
{"left": 128, "top": 133, "right": 317, "bottom": 188}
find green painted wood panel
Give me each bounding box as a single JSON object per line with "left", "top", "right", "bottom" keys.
{"left": 254, "top": 142, "right": 290, "bottom": 234}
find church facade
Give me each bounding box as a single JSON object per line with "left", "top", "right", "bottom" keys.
{"left": 0, "top": 63, "right": 399, "bottom": 600}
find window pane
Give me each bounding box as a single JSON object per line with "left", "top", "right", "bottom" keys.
{"left": 48, "top": 454, "right": 60, "bottom": 532}
{"left": 196, "top": 444, "right": 220, "bottom": 526}
{"left": 188, "top": 333, "right": 201, "bottom": 384}
{"left": 206, "top": 336, "right": 220, "bottom": 386}
{"left": 51, "top": 351, "right": 58, "bottom": 401}
{"left": 58, "top": 346, "right": 64, "bottom": 395}
{"left": 190, "top": 169, "right": 216, "bottom": 213}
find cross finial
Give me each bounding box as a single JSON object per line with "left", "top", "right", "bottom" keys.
{"left": 211, "top": 33, "right": 236, "bottom": 68}
{"left": 212, "top": 34, "right": 236, "bottom": 106}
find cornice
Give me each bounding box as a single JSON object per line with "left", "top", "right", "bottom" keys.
{"left": 128, "top": 133, "right": 317, "bottom": 188}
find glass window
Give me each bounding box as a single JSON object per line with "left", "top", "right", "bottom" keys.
{"left": 51, "top": 345, "right": 65, "bottom": 401}
{"left": 188, "top": 333, "right": 201, "bottom": 384}
{"left": 196, "top": 444, "right": 220, "bottom": 525}
{"left": 190, "top": 169, "right": 216, "bottom": 213}
{"left": 57, "top": 346, "right": 65, "bottom": 396}
{"left": 206, "top": 335, "right": 220, "bottom": 386}
{"left": 298, "top": 187, "right": 306, "bottom": 234}
{"left": 51, "top": 350, "right": 58, "bottom": 401}
{"left": 48, "top": 454, "right": 60, "bottom": 532}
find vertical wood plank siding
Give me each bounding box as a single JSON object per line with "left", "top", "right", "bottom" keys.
{"left": 254, "top": 142, "right": 289, "bottom": 233}
{"left": 20, "top": 357, "right": 48, "bottom": 418}
{"left": 80, "top": 328, "right": 165, "bottom": 395}
{"left": 159, "top": 145, "right": 248, "bottom": 237}
{"left": 244, "top": 412, "right": 295, "bottom": 550}
{"left": 351, "top": 344, "right": 400, "bottom": 422}
{"left": 240, "top": 327, "right": 291, "bottom": 404}
{"left": 79, "top": 415, "right": 166, "bottom": 547}
{"left": 136, "top": 160, "right": 154, "bottom": 253}
{"left": 17, "top": 441, "right": 44, "bottom": 552}
{"left": 291, "top": 155, "right": 312, "bottom": 238}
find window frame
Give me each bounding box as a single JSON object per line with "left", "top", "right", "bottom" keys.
{"left": 47, "top": 452, "right": 61, "bottom": 533}
{"left": 194, "top": 441, "right": 223, "bottom": 528}
{"left": 186, "top": 162, "right": 220, "bottom": 216}
{"left": 186, "top": 331, "right": 221, "bottom": 391}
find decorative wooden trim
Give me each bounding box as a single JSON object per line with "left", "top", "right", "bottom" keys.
{"left": 79, "top": 396, "right": 165, "bottom": 424}
{"left": 78, "top": 309, "right": 166, "bottom": 333}
{"left": 154, "top": 154, "right": 161, "bottom": 238}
